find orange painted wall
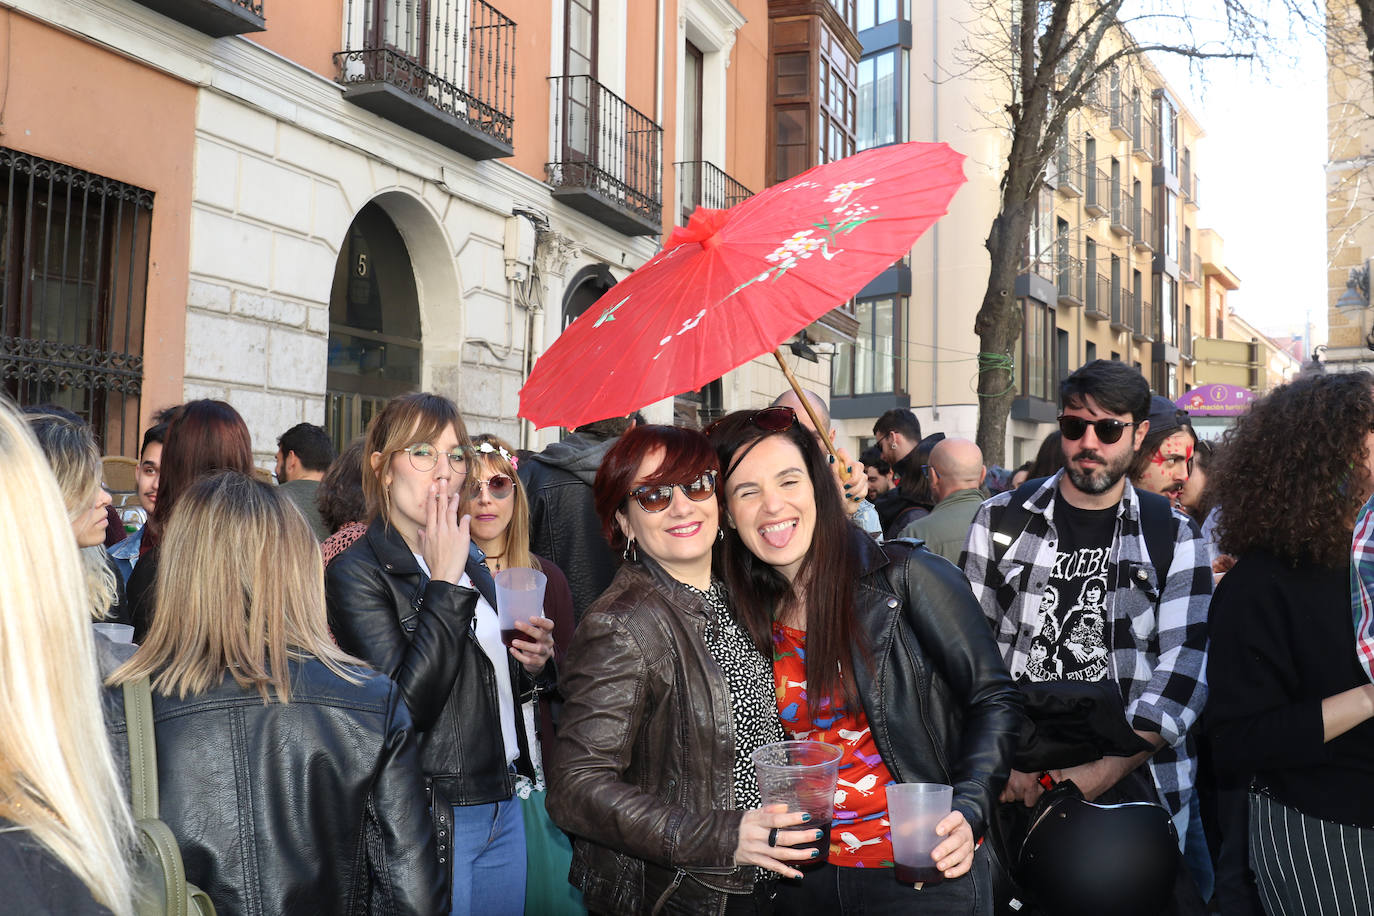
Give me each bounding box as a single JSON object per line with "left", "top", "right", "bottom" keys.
{"left": 5, "top": 12, "right": 195, "bottom": 441}
{"left": 727, "top": 1, "right": 770, "bottom": 196}
{"left": 498, "top": 0, "right": 555, "bottom": 183}
{"left": 249, "top": 0, "right": 344, "bottom": 80}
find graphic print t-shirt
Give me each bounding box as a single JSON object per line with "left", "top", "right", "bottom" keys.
{"left": 1021, "top": 492, "right": 1117, "bottom": 683}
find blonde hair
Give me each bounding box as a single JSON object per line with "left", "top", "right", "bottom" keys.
{"left": 467, "top": 434, "right": 540, "bottom": 573}
{"left": 362, "top": 393, "right": 470, "bottom": 523}
{"left": 25, "top": 412, "right": 118, "bottom": 618}
{"left": 110, "top": 472, "right": 365, "bottom": 703}
{"left": 0, "top": 400, "right": 135, "bottom": 915}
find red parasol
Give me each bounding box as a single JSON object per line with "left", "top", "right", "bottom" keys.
{"left": 518, "top": 141, "right": 967, "bottom": 431}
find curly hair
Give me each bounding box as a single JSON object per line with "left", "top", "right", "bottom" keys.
{"left": 1210, "top": 372, "right": 1374, "bottom": 568}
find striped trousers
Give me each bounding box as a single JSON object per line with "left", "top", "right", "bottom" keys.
{"left": 1248, "top": 792, "right": 1374, "bottom": 915}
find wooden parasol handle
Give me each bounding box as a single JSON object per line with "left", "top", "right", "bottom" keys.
{"left": 771, "top": 347, "right": 847, "bottom": 473}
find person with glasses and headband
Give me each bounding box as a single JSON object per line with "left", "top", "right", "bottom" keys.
{"left": 707, "top": 406, "right": 1020, "bottom": 914}
{"left": 548, "top": 424, "right": 813, "bottom": 914}
{"left": 326, "top": 393, "right": 555, "bottom": 916}
{"left": 961, "top": 360, "right": 1212, "bottom": 910}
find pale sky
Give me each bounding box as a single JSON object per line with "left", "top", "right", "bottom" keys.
{"left": 1151, "top": 30, "right": 1328, "bottom": 346}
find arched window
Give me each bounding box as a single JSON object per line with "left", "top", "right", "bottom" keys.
{"left": 326, "top": 203, "right": 422, "bottom": 450}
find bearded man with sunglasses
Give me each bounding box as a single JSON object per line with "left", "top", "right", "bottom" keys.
{"left": 960, "top": 360, "right": 1211, "bottom": 908}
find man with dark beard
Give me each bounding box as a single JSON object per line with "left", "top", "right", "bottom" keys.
{"left": 1130, "top": 396, "right": 1198, "bottom": 508}
{"left": 960, "top": 360, "right": 1212, "bottom": 909}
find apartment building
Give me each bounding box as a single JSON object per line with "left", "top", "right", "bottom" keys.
{"left": 1326, "top": 0, "right": 1374, "bottom": 372}
{"left": 2, "top": 0, "right": 863, "bottom": 460}
{"left": 829, "top": 1, "right": 1243, "bottom": 464}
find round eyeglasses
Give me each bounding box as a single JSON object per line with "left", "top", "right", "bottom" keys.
{"left": 400, "top": 443, "right": 471, "bottom": 474}
{"left": 468, "top": 473, "right": 516, "bottom": 500}
{"left": 628, "top": 471, "right": 718, "bottom": 513}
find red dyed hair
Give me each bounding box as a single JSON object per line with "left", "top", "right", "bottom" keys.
{"left": 592, "top": 425, "right": 720, "bottom": 550}
{"left": 143, "top": 400, "right": 254, "bottom": 551}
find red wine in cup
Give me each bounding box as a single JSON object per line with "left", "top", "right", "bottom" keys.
{"left": 893, "top": 863, "right": 944, "bottom": 885}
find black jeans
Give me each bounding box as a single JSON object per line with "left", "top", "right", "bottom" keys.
{"left": 773, "top": 847, "right": 991, "bottom": 915}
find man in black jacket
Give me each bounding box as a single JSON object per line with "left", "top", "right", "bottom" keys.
{"left": 520, "top": 415, "right": 637, "bottom": 622}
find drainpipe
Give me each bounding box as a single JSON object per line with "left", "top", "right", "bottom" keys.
{"left": 930, "top": 0, "right": 940, "bottom": 422}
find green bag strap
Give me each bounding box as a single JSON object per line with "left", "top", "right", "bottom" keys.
{"left": 122, "top": 676, "right": 159, "bottom": 820}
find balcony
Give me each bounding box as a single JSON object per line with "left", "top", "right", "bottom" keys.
{"left": 1057, "top": 255, "right": 1084, "bottom": 307}
{"left": 674, "top": 161, "right": 752, "bottom": 225}
{"left": 548, "top": 75, "right": 663, "bottom": 236}
{"left": 1085, "top": 271, "right": 1110, "bottom": 320}
{"left": 1109, "top": 89, "right": 1132, "bottom": 140}
{"left": 1186, "top": 252, "right": 1203, "bottom": 288}
{"left": 1084, "top": 167, "right": 1109, "bottom": 217}
{"left": 336, "top": 0, "right": 515, "bottom": 160}
{"left": 1112, "top": 287, "right": 1132, "bottom": 331}
{"left": 1132, "top": 112, "right": 1156, "bottom": 162}
{"left": 1132, "top": 200, "right": 1153, "bottom": 251}
{"left": 1133, "top": 298, "right": 1154, "bottom": 342}
{"left": 133, "top": 0, "right": 264, "bottom": 35}
{"left": 1188, "top": 172, "right": 1200, "bottom": 209}
{"left": 1109, "top": 185, "right": 1132, "bottom": 236}
{"left": 1054, "top": 142, "right": 1083, "bottom": 198}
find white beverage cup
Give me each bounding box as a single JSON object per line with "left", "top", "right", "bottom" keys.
{"left": 93, "top": 622, "right": 135, "bottom": 644}
{"left": 887, "top": 782, "right": 954, "bottom": 885}
{"left": 493, "top": 567, "right": 547, "bottom": 647}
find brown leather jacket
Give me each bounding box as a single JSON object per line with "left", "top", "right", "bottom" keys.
{"left": 547, "top": 558, "right": 755, "bottom": 915}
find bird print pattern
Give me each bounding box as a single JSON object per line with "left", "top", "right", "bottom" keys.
{"left": 773, "top": 622, "right": 898, "bottom": 868}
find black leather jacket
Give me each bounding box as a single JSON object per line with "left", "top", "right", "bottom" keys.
{"left": 103, "top": 659, "right": 445, "bottom": 916}
{"left": 519, "top": 435, "right": 619, "bottom": 622}
{"left": 325, "top": 518, "right": 543, "bottom": 809}
{"left": 853, "top": 530, "right": 1022, "bottom": 838}
{"left": 548, "top": 559, "right": 754, "bottom": 915}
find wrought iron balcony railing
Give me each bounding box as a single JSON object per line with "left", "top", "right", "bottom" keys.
{"left": 336, "top": 0, "right": 515, "bottom": 159}
{"left": 1054, "top": 142, "right": 1083, "bottom": 197}
{"left": 1110, "top": 184, "right": 1132, "bottom": 236}
{"left": 1109, "top": 86, "right": 1132, "bottom": 139}
{"left": 548, "top": 75, "right": 663, "bottom": 236}
{"left": 133, "top": 0, "right": 264, "bottom": 36}
{"left": 1085, "top": 272, "right": 1110, "bottom": 319}
{"left": 1057, "top": 254, "right": 1084, "bottom": 306}
{"left": 1133, "top": 298, "right": 1154, "bottom": 342}
{"left": 1132, "top": 112, "right": 1156, "bottom": 162}
{"left": 1113, "top": 287, "right": 1132, "bottom": 330}
{"left": 1084, "top": 167, "right": 1109, "bottom": 217}
{"left": 1132, "top": 200, "right": 1153, "bottom": 251}
{"left": 674, "top": 161, "right": 752, "bottom": 224}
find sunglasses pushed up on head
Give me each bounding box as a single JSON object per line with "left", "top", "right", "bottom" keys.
{"left": 1057, "top": 415, "right": 1137, "bottom": 445}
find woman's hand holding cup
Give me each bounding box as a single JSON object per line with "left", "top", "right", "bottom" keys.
{"left": 735, "top": 804, "right": 822, "bottom": 879}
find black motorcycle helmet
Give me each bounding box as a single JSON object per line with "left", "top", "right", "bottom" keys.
{"left": 1017, "top": 782, "right": 1178, "bottom": 916}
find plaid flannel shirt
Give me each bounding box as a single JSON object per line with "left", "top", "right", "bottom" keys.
{"left": 1352, "top": 494, "right": 1374, "bottom": 685}
{"left": 960, "top": 471, "right": 1211, "bottom": 843}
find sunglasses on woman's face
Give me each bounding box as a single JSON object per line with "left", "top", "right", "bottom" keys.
{"left": 628, "top": 471, "right": 718, "bottom": 513}
{"left": 1057, "top": 415, "right": 1137, "bottom": 445}
{"left": 468, "top": 473, "right": 515, "bottom": 500}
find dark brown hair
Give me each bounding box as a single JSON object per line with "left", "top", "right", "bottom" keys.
{"left": 317, "top": 438, "right": 367, "bottom": 534}
{"left": 144, "top": 400, "right": 254, "bottom": 550}
{"left": 708, "top": 411, "right": 863, "bottom": 715}
{"left": 593, "top": 425, "right": 720, "bottom": 551}
{"left": 1211, "top": 372, "right": 1374, "bottom": 568}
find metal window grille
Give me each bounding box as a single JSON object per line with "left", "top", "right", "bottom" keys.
{"left": 0, "top": 148, "right": 152, "bottom": 456}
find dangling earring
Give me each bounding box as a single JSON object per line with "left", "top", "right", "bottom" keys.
{"left": 623, "top": 537, "right": 639, "bottom": 563}
{"left": 716, "top": 528, "right": 725, "bottom": 543}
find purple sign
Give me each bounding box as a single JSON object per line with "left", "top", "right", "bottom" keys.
{"left": 1176, "top": 384, "right": 1255, "bottom": 416}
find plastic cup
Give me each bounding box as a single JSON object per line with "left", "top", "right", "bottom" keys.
{"left": 751, "top": 740, "right": 843, "bottom": 866}
{"left": 93, "top": 623, "right": 135, "bottom": 644}
{"left": 887, "top": 783, "right": 953, "bottom": 885}
{"left": 493, "top": 567, "right": 547, "bottom": 647}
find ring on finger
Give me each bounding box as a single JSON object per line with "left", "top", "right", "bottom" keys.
{"left": 767, "top": 827, "right": 779, "bottom": 847}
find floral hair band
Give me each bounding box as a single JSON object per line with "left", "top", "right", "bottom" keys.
{"left": 475, "top": 440, "right": 518, "bottom": 470}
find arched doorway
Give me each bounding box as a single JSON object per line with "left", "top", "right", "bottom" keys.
{"left": 325, "top": 202, "right": 422, "bottom": 450}
{"left": 561, "top": 263, "right": 616, "bottom": 328}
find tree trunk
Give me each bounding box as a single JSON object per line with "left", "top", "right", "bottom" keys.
{"left": 973, "top": 203, "right": 1034, "bottom": 468}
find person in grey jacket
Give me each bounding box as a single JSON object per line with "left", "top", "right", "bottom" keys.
{"left": 898, "top": 438, "right": 987, "bottom": 563}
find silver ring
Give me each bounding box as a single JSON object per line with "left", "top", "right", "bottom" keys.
{"left": 767, "top": 827, "right": 779, "bottom": 847}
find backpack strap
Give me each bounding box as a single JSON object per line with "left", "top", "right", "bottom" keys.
{"left": 123, "top": 676, "right": 159, "bottom": 820}
{"left": 989, "top": 477, "right": 1051, "bottom": 565}
{"left": 1133, "top": 489, "right": 1178, "bottom": 585}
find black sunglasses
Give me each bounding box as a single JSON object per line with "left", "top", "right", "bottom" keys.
{"left": 707, "top": 405, "right": 796, "bottom": 438}
{"left": 628, "top": 471, "right": 718, "bottom": 513}
{"left": 1057, "top": 415, "right": 1137, "bottom": 445}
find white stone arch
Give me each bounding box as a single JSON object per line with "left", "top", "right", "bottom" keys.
{"left": 361, "top": 188, "right": 464, "bottom": 399}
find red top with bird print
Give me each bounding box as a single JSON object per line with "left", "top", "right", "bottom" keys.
{"left": 773, "top": 622, "right": 897, "bottom": 868}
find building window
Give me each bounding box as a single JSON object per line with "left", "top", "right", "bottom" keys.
{"left": 1153, "top": 361, "right": 1178, "bottom": 399}
{"left": 857, "top": 0, "right": 909, "bottom": 31}
{"left": 769, "top": 14, "right": 858, "bottom": 184}
{"left": 1155, "top": 186, "right": 1177, "bottom": 262}
{"left": 1086, "top": 341, "right": 1097, "bottom": 363}
{"left": 856, "top": 47, "right": 907, "bottom": 150}
{"left": 1154, "top": 91, "right": 1178, "bottom": 175}
{"left": 1154, "top": 273, "right": 1177, "bottom": 347}
{"left": 0, "top": 148, "right": 152, "bottom": 456}
{"left": 833, "top": 295, "right": 903, "bottom": 395}
{"left": 1021, "top": 299, "right": 1055, "bottom": 400}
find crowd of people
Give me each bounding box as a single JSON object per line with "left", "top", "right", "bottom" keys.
{"left": 1, "top": 357, "right": 1372, "bottom": 915}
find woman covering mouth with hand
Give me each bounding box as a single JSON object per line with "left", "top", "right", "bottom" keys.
{"left": 548, "top": 424, "right": 815, "bottom": 914}
{"left": 706, "top": 407, "right": 1021, "bottom": 915}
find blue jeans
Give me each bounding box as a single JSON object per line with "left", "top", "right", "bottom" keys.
{"left": 452, "top": 798, "right": 526, "bottom": 915}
